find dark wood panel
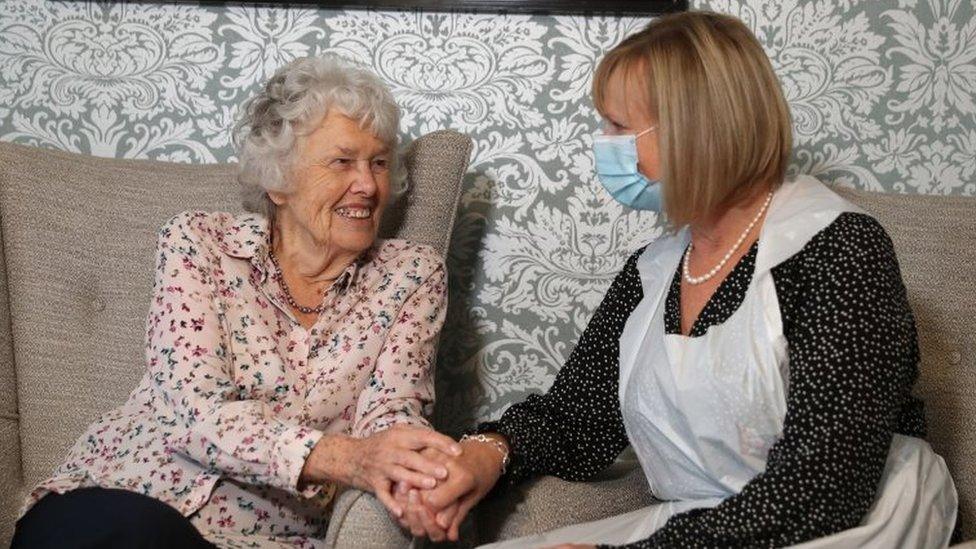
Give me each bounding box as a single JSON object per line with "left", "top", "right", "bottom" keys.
{"left": 185, "top": 0, "right": 688, "bottom": 15}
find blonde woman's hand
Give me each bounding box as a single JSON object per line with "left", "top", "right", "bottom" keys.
{"left": 416, "top": 437, "right": 506, "bottom": 541}
{"left": 393, "top": 449, "right": 459, "bottom": 541}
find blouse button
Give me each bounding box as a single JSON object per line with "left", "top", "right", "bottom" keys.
{"left": 948, "top": 351, "right": 962, "bottom": 366}
{"left": 91, "top": 298, "right": 106, "bottom": 312}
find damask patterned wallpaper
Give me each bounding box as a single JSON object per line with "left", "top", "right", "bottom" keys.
{"left": 1, "top": 0, "right": 973, "bottom": 432}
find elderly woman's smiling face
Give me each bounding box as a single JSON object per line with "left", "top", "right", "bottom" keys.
{"left": 270, "top": 109, "right": 392, "bottom": 257}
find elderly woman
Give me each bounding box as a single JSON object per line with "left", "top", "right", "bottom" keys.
{"left": 12, "top": 56, "right": 461, "bottom": 548}
{"left": 397, "top": 11, "right": 959, "bottom": 548}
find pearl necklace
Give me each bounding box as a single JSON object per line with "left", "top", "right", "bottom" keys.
{"left": 268, "top": 251, "right": 334, "bottom": 315}
{"left": 682, "top": 191, "right": 773, "bottom": 286}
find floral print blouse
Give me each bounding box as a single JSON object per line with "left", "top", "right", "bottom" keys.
{"left": 23, "top": 211, "right": 447, "bottom": 547}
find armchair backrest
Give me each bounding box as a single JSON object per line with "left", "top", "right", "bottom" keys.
{"left": 833, "top": 185, "right": 976, "bottom": 540}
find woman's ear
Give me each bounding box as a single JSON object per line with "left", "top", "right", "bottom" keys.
{"left": 267, "top": 190, "right": 287, "bottom": 206}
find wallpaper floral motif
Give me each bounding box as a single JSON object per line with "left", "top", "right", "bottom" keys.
{"left": 1, "top": 0, "right": 973, "bottom": 432}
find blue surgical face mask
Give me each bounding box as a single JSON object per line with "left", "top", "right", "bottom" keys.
{"left": 592, "top": 126, "right": 661, "bottom": 211}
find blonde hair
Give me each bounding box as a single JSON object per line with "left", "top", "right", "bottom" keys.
{"left": 593, "top": 11, "right": 792, "bottom": 227}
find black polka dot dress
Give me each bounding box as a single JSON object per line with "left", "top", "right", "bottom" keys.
{"left": 477, "top": 212, "right": 957, "bottom": 547}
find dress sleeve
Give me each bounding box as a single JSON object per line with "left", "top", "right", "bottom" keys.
{"left": 146, "top": 213, "right": 325, "bottom": 497}
{"left": 477, "top": 248, "right": 646, "bottom": 483}
{"left": 615, "top": 214, "right": 922, "bottom": 548}
{"left": 351, "top": 255, "right": 448, "bottom": 437}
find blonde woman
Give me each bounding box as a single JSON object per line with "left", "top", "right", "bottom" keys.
{"left": 397, "top": 11, "right": 959, "bottom": 548}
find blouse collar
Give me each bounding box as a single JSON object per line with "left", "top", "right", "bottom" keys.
{"left": 216, "top": 213, "right": 367, "bottom": 292}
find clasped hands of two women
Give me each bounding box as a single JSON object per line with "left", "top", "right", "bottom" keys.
{"left": 301, "top": 425, "right": 501, "bottom": 542}
{"left": 302, "top": 425, "right": 585, "bottom": 546}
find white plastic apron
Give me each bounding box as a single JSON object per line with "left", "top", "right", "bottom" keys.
{"left": 481, "top": 176, "right": 957, "bottom": 548}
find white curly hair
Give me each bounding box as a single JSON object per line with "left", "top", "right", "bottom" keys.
{"left": 234, "top": 55, "right": 405, "bottom": 220}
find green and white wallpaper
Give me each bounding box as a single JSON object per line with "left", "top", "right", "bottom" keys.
{"left": 1, "top": 0, "right": 973, "bottom": 432}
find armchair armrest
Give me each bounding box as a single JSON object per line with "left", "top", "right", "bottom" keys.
{"left": 0, "top": 215, "right": 22, "bottom": 547}
{"left": 476, "top": 456, "right": 654, "bottom": 543}
{"left": 324, "top": 489, "right": 411, "bottom": 549}
{"left": 0, "top": 416, "right": 23, "bottom": 546}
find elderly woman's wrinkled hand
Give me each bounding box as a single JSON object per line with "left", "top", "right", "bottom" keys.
{"left": 303, "top": 425, "right": 461, "bottom": 519}
{"left": 394, "top": 440, "right": 505, "bottom": 541}
{"left": 350, "top": 425, "right": 462, "bottom": 518}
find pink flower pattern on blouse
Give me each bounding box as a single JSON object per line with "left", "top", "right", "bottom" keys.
{"left": 23, "top": 212, "right": 447, "bottom": 547}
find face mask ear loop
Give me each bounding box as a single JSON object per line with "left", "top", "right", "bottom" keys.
{"left": 636, "top": 125, "right": 658, "bottom": 139}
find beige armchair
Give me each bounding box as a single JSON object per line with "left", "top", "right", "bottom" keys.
{"left": 0, "top": 132, "right": 471, "bottom": 546}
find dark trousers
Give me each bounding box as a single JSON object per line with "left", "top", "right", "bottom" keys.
{"left": 12, "top": 487, "right": 215, "bottom": 548}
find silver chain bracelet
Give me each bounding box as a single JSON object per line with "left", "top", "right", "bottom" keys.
{"left": 460, "top": 433, "right": 510, "bottom": 474}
